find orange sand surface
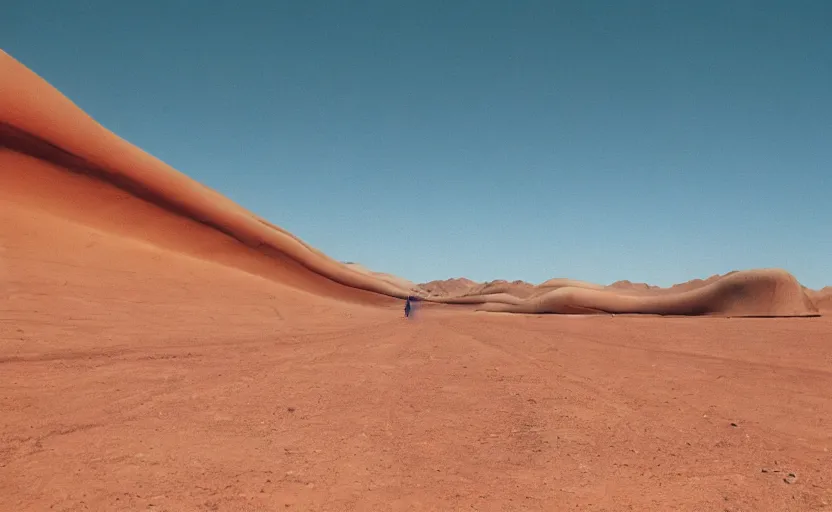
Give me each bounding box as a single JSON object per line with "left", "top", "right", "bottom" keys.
{"left": 2, "top": 51, "right": 831, "bottom": 510}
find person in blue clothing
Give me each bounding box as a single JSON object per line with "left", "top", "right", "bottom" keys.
{"left": 404, "top": 296, "right": 412, "bottom": 318}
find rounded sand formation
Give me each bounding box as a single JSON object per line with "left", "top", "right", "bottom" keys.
{"left": 0, "top": 50, "right": 821, "bottom": 317}
{"left": 0, "top": 51, "right": 416, "bottom": 303}
{"left": 468, "top": 269, "right": 817, "bottom": 317}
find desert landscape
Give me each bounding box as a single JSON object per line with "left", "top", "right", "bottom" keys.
{"left": 2, "top": 48, "right": 832, "bottom": 511}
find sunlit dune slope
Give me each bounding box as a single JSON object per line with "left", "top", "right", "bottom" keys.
{"left": 0, "top": 51, "right": 415, "bottom": 303}
{"left": 343, "top": 262, "right": 416, "bottom": 292}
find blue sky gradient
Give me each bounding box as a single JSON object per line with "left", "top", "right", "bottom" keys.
{"left": 5, "top": 1, "right": 831, "bottom": 287}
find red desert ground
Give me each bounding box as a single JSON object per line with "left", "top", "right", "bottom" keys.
{"left": 1, "top": 50, "right": 831, "bottom": 510}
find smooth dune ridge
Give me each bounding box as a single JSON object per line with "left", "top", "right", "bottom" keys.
{"left": 343, "top": 262, "right": 417, "bottom": 291}
{"left": 0, "top": 51, "right": 416, "bottom": 303}
{"left": 419, "top": 271, "right": 819, "bottom": 317}
{"left": 0, "top": 51, "right": 821, "bottom": 317}
{"left": 459, "top": 270, "right": 818, "bottom": 316}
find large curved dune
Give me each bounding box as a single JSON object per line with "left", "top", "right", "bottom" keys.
{"left": 0, "top": 51, "right": 821, "bottom": 317}
{"left": 0, "top": 51, "right": 418, "bottom": 304}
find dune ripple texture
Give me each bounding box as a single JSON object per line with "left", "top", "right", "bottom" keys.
{"left": 0, "top": 51, "right": 820, "bottom": 317}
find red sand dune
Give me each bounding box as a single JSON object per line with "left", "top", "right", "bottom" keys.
{"left": 609, "top": 279, "right": 656, "bottom": 291}
{"left": 0, "top": 51, "right": 416, "bottom": 306}
{"left": 424, "top": 273, "right": 818, "bottom": 317}
{"left": 461, "top": 279, "right": 537, "bottom": 299}
{"left": 537, "top": 277, "right": 607, "bottom": 290}
{"left": 474, "top": 269, "right": 817, "bottom": 316}
{"left": 4, "top": 51, "right": 832, "bottom": 511}
{"left": 0, "top": 50, "right": 821, "bottom": 320}
{"left": 342, "top": 262, "right": 417, "bottom": 292}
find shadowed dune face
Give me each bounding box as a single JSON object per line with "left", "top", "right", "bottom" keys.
{"left": 0, "top": 50, "right": 822, "bottom": 317}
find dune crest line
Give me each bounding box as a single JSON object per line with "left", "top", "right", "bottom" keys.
{"left": 0, "top": 51, "right": 414, "bottom": 301}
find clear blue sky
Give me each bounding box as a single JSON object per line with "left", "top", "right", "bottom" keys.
{"left": 5, "top": 1, "right": 831, "bottom": 287}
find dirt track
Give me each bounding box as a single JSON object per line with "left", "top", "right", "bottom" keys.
{"left": 3, "top": 236, "right": 831, "bottom": 510}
